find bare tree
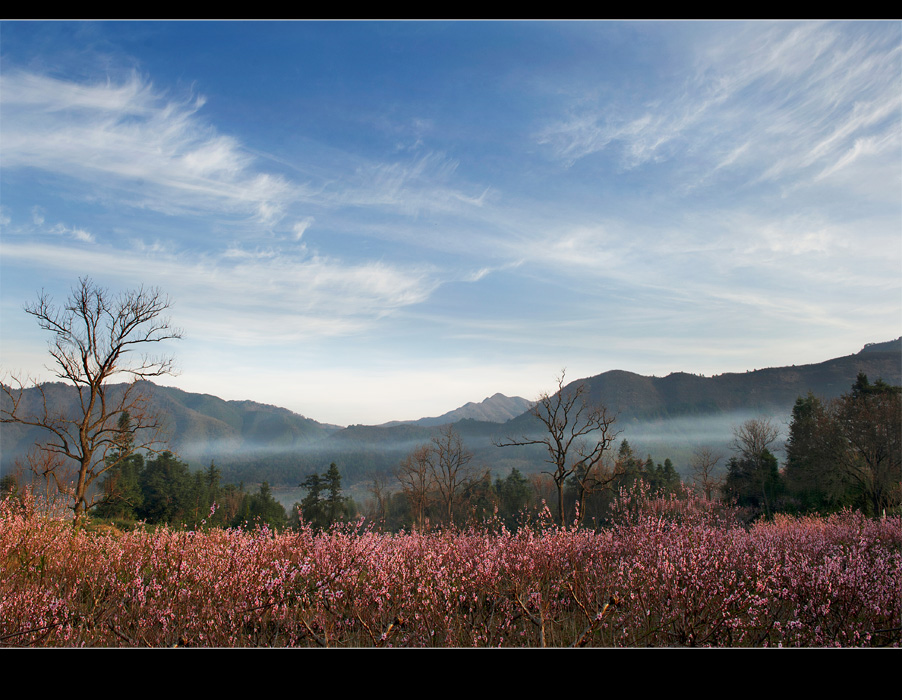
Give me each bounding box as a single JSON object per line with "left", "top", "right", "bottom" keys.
{"left": 396, "top": 444, "right": 434, "bottom": 532}
{"left": 690, "top": 446, "right": 724, "bottom": 501}
{"left": 727, "top": 418, "right": 782, "bottom": 517}
{"left": 496, "top": 371, "right": 619, "bottom": 526}
{"left": 397, "top": 426, "right": 478, "bottom": 528}
{"left": 426, "top": 426, "right": 475, "bottom": 526}
{"left": 366, "top": 473, "right": 392, "bottom": 530}
{"left": 17, "top": 446, "right": 72, "bottom": 506}
{"left": 731, "top": 418, "right": 780, "bottom": 463}
{"left": 1, "top": 277, "right": 182, "bottom": 524}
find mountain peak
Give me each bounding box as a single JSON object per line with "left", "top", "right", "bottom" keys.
{"left": 859, "top": 338, "right": 901, "bottom": 355}
{"left": 383, "top": 393, "right": 535, "bottom": 427}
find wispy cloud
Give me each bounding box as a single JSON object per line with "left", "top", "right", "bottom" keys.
{"left": 0, "top": 240, "right": 439, "bottom": 344}
{"left": 535, "top": 225, "right": 623, "bottom": 269}
{"left": 538, "top": 22, "right": 901, "bottom": 192}
{"left": 2, "top": 68, "right": 500, "bottom": 265}
{"left": 292, "top": 217, "right": 314, "bottom": 240}
{"left": 1, "top": 70, "right": 295, "bottom": 226}
{"left": 1, "top": 23, "right": 897, "bottom": 425}
{"left": 50, "top": 223, "right": 95, "bottom": 243}
{"left": 462, "top": 263, "right": 510, "bottom": 283}
{"left": 338, "top": 151, "right": 490, "bottom": 216}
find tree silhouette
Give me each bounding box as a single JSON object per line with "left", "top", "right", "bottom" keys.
{"left": 1, "top": 277, "right": 181, "bottom": 524}
{"left": 496, "top": 371, "right": 619, "bottom": 526}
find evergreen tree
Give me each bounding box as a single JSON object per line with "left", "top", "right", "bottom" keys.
{"left": 783, "top": 378, "right": 901, "bottom": 516}
{"left": 462, "top": 470, "right": 497, "bottom": 524}
{"left": 233, "top": 481, "right": 287, "bottom": 530}
{"left": 138, "top": 451, "right": 192, "bottom": 524}
{"left": 783, "top": 393, "right": 847, "bottom": 513}
{"left": 496, "top": 468, "right": 533, "bottom": 526}
{"left": 324, "top": 462, "right": 345, "bottom": 524}
{"left": 94, "top": 412, "right": 145, "bottom": 521}
{"left": 660, "top": 458, "right": 680, "bottom": 494}
{"left": 205, "top": 461, "right": 222, "bottom": 498}
{"left": 299, "top": 472, "right": 325, "bottom": 529}
{"left": 724, "top": 449, "right": 782, "bottom": 518}
{"left": 614, "top": 440, "right": 642, "bottom": 490}
{"left": 93, "top": 452, "right": 145, "bottom": 520}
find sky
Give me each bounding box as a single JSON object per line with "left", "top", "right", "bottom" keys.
{"left": 1, "top": 21, "right": 900, "bottom": 426}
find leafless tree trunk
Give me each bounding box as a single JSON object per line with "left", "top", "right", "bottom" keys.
{"left": 1, "top": 277, "right": 182, "bottom": 525}
{"left": 496, "top": 371, "right": 619, "bottom": 526}
{"left": 366, "top": 473, "right": 391, "bottom": 530}
{"left": 690, "top": 446, "right": 724, "bottom": 501}
{"left": 731, "top": 418, "right": 781, "bottom": 517}
{"left": 426, "top": 426, "right": 474, "bottom": 526}
{"left": 396, "top": 444, "right": 433, "bottom": 532}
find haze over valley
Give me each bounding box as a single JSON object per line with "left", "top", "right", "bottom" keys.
{"left": 4, "top": 339, "right": 898, "bottom": 493}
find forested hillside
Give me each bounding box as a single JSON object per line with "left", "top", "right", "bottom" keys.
{"left": 3, "top": 340, "right": 899, "bottom": 490}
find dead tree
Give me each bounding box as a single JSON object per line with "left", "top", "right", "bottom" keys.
{"left": 396, "top": 444, "right": 434, "bottom": 532}
{"left": 1, "top": 277, "right": 182, "bottom": 524}
{"left": 496, "top": 371, "right": 619, "bottom": 526}
{"left": 728, "top": 418, "right": 782, "bottom": 518}
{"left": 690, "top": 446, "right": 724, "bottom": 501}
{"left": 426, "top": 426, "right": 475, "bottom": 526}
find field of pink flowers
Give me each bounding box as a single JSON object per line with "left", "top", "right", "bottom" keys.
{"left": 2, "top": 494, "right": 900, "bottom": 647}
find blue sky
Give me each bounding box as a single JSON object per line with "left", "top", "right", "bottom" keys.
{"left": 1, "top": 21, "right": 900, "bottom": 426}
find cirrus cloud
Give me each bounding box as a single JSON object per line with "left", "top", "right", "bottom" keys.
{"left": 0, "top": 70, "right": 296, "bottom": 226}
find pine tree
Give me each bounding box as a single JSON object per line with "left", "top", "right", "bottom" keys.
{"left": 324, "top": 462, "right": 345, "bottom": 524}
{"left": 299, "top": 472, "right": 325, "bottom": 529}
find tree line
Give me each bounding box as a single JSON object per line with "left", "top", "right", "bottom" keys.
{"left": 363, "top": 370, "right": 900, "bottom": 530}
{"left": 723, "top": 372, "right": 901, "bottom": 520}
{"left": 361, "top": 419, "right": 683, "bottom": 532}
{"left": 78, "top": 447, "right": 289, "bottom": 530}
{"left": 0, "top": 447, "right": 363, "bottom": 533}
{"left": 2, "top": 279, "right": 898, "bottom": 530}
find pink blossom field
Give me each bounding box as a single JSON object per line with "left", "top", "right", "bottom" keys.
{"left": 2, "top": 494, "right": 899, "bottom": 647}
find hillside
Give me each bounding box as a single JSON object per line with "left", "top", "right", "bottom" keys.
{"left": 2, "top": 339, "right": 899, "bottom": 484}
{"left": 0, "top": 381, "right": 339, "bottom": 472}
{"left": 505, "top": 339, "right": 902, "bottom": 432}
{"left": 378, "top": 393, "right": 534, "bottom": 427}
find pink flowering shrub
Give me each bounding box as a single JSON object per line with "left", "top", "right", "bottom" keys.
{"left": 1, "top": 493, "right": 899, "bottom": 647}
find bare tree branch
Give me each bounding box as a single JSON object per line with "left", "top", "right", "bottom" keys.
{"left": 2, "top": 277, "right": 182, "bottom": 525}
{"left": 728, "top": 418, "right": 781, "bottom": 518}
{"left": 396, "top": 444, "right": 434, "bottom": 532}
{"left": 690, "top": 446, "right": 724, "bottom": 501}
{"left": 495, "top": 370, "right": 619, "bottom": 526}
{"left": 426, "top": 426, "right": 475, "bottom": 526}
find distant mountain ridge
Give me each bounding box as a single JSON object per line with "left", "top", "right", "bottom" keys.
{"left": 860, "top": 338, "right": 901, "bottom": 354}
{"left": 2, "top": 339, "right": 899, "bottom": 480}
{"left": 378, "top": 393, "right": 534, "bottom": 428}
{"left": 506, "top": 338, "right": 902, "bottom": 431}
{"left": 0, "top": 380, "right": 340, "bottom": 470}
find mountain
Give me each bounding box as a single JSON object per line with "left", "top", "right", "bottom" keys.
{"left": 860, "top": 338, "right": 902, "bottom": 354}
{"left": 326, "top": 338, "right": 901, "bottom": 480}
{"left": 2, "top": 339, "right": 899, "bottom": 484}
{"left": 504, "top": 338, "right": 902, "bottom": 432}
{"left": 379, "top": 393, "right": 534, "bottom": 427}
{"left": 0, "top": 380, "right": 339, "bottom": 472}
